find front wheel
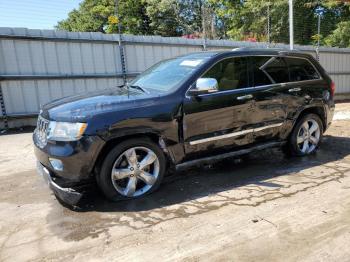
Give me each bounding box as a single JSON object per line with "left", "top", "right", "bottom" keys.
{"left": 97, "top": 138, "right": 166, "bottom": 201}
{"left": 288, "top": 114, "right": 323, "bottom": 156}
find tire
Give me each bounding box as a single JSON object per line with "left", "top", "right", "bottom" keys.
{"left": 288, "top": 113, "right": 324, "bottom": 156}
{"left": 97, "top": 137, "right": 166, "bottom": 202}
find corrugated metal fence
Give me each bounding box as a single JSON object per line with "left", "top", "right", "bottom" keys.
{"left": 1, "top": 27, "right": 350, "bottom": 128}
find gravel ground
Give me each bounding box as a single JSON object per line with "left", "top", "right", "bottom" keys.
{"left": 1, "top": 103, "right": 350, "bottom": 262}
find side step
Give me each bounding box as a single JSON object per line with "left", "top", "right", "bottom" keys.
{"left": 175, "top": 141, "right": 286, "bottom": 171}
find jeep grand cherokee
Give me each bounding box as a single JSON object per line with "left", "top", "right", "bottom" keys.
{"left": 33, "top": 48, "right": 335, "bottom": 205}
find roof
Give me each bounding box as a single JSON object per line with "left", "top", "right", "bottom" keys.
{"left": 211, "top": 47, "right": 312, "bottom": 58}
{"left": 178, "top": 48, "right": 313, "bottom": 62}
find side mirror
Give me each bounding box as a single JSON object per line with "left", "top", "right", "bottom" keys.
{"left": 188, "top": 78, "right": 219, "bottom": 96}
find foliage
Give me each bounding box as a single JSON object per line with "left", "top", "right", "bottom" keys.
{"left": 56, "top": 0, "right": 350, "bottom": 47}
{"left": 57, "top": 0, "right": 114, "bottom": 32}
{"left": 325, "top": 21, "right": 350, "bottom": 47}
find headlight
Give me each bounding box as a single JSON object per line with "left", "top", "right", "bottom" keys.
{"left": 47, "top": 122, "right": 87, "bottom": 141}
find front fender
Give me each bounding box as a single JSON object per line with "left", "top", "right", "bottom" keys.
{"left": 98, "top": 118, "right": 185, "bottom": 165}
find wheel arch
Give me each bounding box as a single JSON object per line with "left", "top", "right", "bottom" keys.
{"left": 93, "top": 132, "right": 173, "bottom": 177}
{"left": 294, "top": 106, "right": 327, "bottom": 132}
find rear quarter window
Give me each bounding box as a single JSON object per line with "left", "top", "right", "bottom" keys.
{"left": 285, "top": 57, "right": 320, "bottom": 82}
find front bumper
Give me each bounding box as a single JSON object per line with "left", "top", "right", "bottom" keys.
{"left": 33, "top": 134, "right": 105, "bottom": 182}
{"left": 37, "top": 161, "right": 83, "bottom": 205}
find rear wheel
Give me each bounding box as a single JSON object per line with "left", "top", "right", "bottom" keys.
{"left": 97, "top": 138, "right": 166, "bottom": 201}
{"left": 288, "top": 114, "right": 323, "bottom": 156}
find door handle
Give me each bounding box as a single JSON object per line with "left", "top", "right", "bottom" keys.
{"left": 237, "top": 94, "right": 253, "bottom": 100}
{"left": 288, "top": 87, "right": 301, "bottom": 92}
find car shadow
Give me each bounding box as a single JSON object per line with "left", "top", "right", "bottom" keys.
{"left": 73, "top": 134, "right": 350, "bottom": 213}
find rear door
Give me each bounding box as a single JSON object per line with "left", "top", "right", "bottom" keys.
{"left": 183, "top": 56, "right": 255, "bottom": 156}
{"left": 251, "top": 55, "right": 324, "bottom": 144}
{"left": 249, "top": 56, "right": 290, "bottom": 143}
{"left": 284, "top": 56, "right": 325, "bottom": 104}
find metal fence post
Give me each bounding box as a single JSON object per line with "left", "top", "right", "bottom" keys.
{"left": 115, "top": 0, "right": 127, "bottom": 85}
{"left": 316, "top": 13, "right": 321, "bottom": 61}
{"left": 117, "top": 35, "right": 127, "bottom": 85}
{"left": 0, "top": 82, "right": 9, "bottom": 130}
{"left": 289, "top": 0, "right": 294, "bottom": 50}
{"left": 202, "top": 37, "right": 207, "bottom": 51}
{"left": 202, "top": 4, "right": 207, "bottom": 51}
{"left": 267, "top": 2, "right": 270, "bottom": 47}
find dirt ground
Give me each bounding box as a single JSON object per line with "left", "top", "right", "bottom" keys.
{"left": 1, "top": 104, "right": 350, "bottom": 262}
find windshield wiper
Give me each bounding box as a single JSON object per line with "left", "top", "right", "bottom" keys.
{"left": 127, "top": 84, "right": 149, "bottom": 94}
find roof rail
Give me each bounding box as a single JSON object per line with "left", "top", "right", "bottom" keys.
{"left": 231, "top": 47, "right": 251, "bottom": 51}
{"left": 278, "top": 49, "right": 302, "bottom": 55}
{"left": 232, "top": 47, "right": 288, "bottom": 52}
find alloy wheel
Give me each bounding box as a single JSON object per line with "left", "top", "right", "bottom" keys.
{"left": 296, "top": 119, "right": 321, "bottom": 154}
{"left": 111, "top": 146, "right": 160, "bottom": 197}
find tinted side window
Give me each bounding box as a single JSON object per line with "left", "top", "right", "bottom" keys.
{"left": 264, "top": 57, "right": 289, "bottom": 84}
{"left": 203, "top": 57, "right": 249, "bottom": 91}
{"left": 252, "top": 57, "right": 273, "bottom": 86}
{"left": 252, "top": 56, "right": 289, "bottom": 86}
{"left": 286, "top": 57, "right": 320, "bottom": 82}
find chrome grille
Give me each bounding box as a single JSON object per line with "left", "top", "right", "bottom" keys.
{"left": 35, "top": 116, "right": 49, "bottom": 148}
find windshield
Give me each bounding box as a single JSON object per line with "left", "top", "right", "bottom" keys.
{"left": 130, "top": 53, "right": 215, "bottom": 92}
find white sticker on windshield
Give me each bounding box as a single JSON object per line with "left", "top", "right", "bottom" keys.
{"left": 180, "top": 59, "right": 203, "bottom": 67}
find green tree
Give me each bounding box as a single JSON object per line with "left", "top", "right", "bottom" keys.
{"left": 57, "top": 0, "right": 114, "bottom": 32}
{"left": 57, "top": 0, "right": 152, "bottom": 34}
{"left": 56, "top": 0, "right": 350, "bottom": 48}
{"left": 116, "top": 0, "right": 152, "bottom": 35}
{"left": 325, "top": 21, "right": 350, "bottom": 47}
{"left": 211, "top": 0, "right": 350, "bottom": 45}
{"left": 321, "top": 0, "right": 350, "bottom": 47}
{"left": 57, "top": 0, "right": 205, "bottom": 37}
{"left": 145, "top": 0, "right": 181, "bottom": 36}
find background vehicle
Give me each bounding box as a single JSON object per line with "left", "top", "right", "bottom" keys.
{"left": 33, "top": 48, "right": 335, "bottom": 205}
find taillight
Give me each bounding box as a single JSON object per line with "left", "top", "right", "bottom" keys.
{"left": 330, "top": 81, "right": 336, "bottom": 97}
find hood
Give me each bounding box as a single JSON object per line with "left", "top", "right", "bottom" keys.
{"left": 41, "top": 87, "right": 155, "bottom": 122}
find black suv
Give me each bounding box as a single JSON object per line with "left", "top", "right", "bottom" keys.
{"left": 33, "top": 48, "right": 335, "bottom": 205}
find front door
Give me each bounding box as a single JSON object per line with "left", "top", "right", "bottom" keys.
{"left": 183, "top": 56, "right": 255, "bottom": 156}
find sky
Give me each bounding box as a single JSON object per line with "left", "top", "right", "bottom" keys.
{"left": 0, "top": 0, "right": 82, "bottom": 29}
